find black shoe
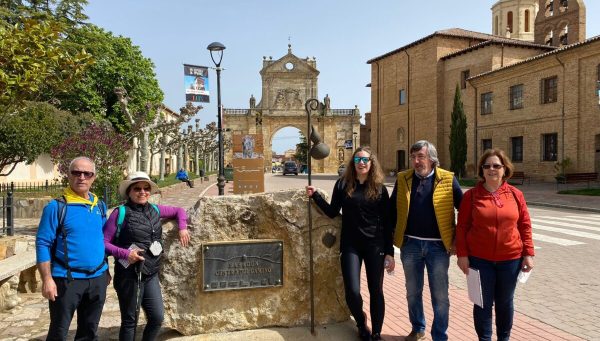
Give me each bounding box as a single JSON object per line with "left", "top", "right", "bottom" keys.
{"left": 371, "top": 332, "right": 382, "bottom": 340}
{"left": 358, "top": 325, "right": 372, "bottom": 341}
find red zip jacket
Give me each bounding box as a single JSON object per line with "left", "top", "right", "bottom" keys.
{"left": 456, "top": 181, "right": 535, "bottom": 261}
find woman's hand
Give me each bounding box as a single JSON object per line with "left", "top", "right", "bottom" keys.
{"left": 522, "top": 255, "right": 534, "bottom": 272}
{"left": 305, "top": 186, "right": 317, "bottom": 198}
{"left": 128, "top": 248, "right": 145, "bottom": 264}
{"left": 457, "top": 256, "right": 470, "bottom": 275}
{"left": 179, "top": 229, "right": 190, "bottom": 247}
{"left": 384, "top": 255, "right": 395, "bottom": 273}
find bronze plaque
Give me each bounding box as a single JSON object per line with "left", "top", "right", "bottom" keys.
{"left": 202, "top": 240, "right": 283, "bottom": 291}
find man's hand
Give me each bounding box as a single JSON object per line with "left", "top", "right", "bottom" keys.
{"left": 179, "top": 229, "right": 190, "bottom": 247}
{"left": 42, "top": 277, "right": 58, "bottom": 301}
{"left": 457, "top": 256, "right": 470, "bottom": 275}
{"left": 384, "top": 255, "right": 395, "bottom": 273}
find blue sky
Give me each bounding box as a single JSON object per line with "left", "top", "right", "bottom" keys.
{"left": 85, "top": 1, "right": 600, "bottom": 154}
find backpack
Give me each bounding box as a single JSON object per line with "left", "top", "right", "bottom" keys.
{"left": 53, "top": 196, "right": 107, "bottom": 281}
{"left": 114, "top": 203, "right": 160, "bottom": 240}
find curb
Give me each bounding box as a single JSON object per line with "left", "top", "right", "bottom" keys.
{"left": 526, "top": 201, "right": 600, "bottom": 213}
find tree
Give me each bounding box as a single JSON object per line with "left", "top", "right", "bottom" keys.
{"left": 53, "top": 25, "right": 164, "bottom": 130}
{"left": 115, "top": 89, "right": 197, "bottom": 173}
{"left": 0, "top": 102, "right": 90, "bottom": 176}
{"left": 449, "top": 84, "right": 468, "bottom": 178}
{"left": 0, "top": 18, "right": 92, "bottom": 115}
{"left": 50, "top": 123, "right": 130, "bottom": 205}
{"left": 295, "top": 133, "right": 308, "bottom": 165}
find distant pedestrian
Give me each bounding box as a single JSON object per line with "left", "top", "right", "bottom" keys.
{"left": 176, "top": 168, "right": 194, "bottom": 188}
{"left": 104, "top": 171, "right": 190, "bottom": 340}
{"left": 306, "top": 147, "right": 394, "bottom": 341}
{"left": 456, "top": 148, "right": 534, "bottom": 341}
{"left": 35, "top": 156, "right": 109, "bottom": 340}
{"left": 390, "top": 140, "right": 463, "bottom": 341}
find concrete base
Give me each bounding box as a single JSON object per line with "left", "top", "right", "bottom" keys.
{"left": 158, "top": 321, "right": 358, "bottom": 341}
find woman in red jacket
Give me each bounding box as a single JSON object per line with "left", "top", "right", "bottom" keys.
{"left": 456, "top": 148, "right": 534, "bottom": 341}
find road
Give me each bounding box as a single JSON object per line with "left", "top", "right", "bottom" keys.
{"left": 264, "top": 173, "right": 600, "bottom": 340}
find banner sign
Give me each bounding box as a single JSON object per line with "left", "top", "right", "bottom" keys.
{"left": 184, "top": 64, "right": 209, "bottom": 103}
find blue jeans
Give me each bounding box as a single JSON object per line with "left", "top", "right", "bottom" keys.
{"left": 469, "top": 256, "right": 521, "bottom": 341}
{"left": 400, "top": 237, "right": 450, "bottom": 341}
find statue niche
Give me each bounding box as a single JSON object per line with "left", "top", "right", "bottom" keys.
{"left": 274, "top": 88, "right": 303, "bottom": 109}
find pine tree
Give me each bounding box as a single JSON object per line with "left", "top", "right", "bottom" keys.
{"left": 449, "top": 84, "right": 468, "bottom": 178}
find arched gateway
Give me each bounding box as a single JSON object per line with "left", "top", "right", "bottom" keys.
{"left": 224, "top": 45, "right": 361, "bottom": 173}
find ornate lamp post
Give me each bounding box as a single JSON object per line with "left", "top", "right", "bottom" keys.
{"left": 207, "top": 41, "right": 226, "bottom": 195}
{"left": 305, "top": 98, "right": 330, "bottom": 334}
{"left": 353, "top": 131, "right": 358, "bottom": 151}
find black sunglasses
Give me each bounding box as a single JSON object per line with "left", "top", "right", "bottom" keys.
{"left": 70, "top": 170, "right": 95, "bottom": 179}
{"left": 482, "top": 164, "right": 504, "bottom": 170}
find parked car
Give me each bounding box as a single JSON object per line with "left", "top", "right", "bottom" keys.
{"left": 283, "top": 161, "right": 298, "bottom": 176}
{"left": 337, "top": 164, "right": 346, "bottom": 177}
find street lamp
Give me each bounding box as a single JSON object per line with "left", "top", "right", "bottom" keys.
{"left": 353, "top": 131, "right": 358, "bottom": 152}
{"left": 207, "top": 41, "right": 226, "bottom": 195}
{"left": 305, "top": 98, "right": 330, "bottom": 335}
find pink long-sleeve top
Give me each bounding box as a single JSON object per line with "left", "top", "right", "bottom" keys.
{"left": 103, "top": 204, "right": 187, "bottom": 260}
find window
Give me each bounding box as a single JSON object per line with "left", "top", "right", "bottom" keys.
{"left": 597, "top": 64, "right": 600, "bottom": 96}
{"left": 542, "top": 133, "right": 558, "bottom": 161}
{"left": 481, "top": 92, "right": 493, "bottom": 115}
{"left": 482, "top": 139, "right": 492, "bottom": 152}
{"left": 507, "top": 11, "right": 513, "bottom": 34}
{"left": 541, "top": 76, "right": 558, "bottom": 103}
{"left": 510, "top": 84, "right": 524, "bottom": 109}
{"left": 461, "top": 70, "right": 470, "bottom": 89}
{"left": 511, "top": 136, "right": 523, "bottom": 162}
{"left": 399, "top": 89, "right": 406, "bottom": 105}
{"left": 525, "top": 10, "right": 530, "bottom": 32}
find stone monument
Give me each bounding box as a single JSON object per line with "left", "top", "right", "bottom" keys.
{"left": 159, "top": 189, "right": 349, "bottom": 335}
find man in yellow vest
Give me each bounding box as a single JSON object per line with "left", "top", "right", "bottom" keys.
{"left": 390, "top": 140, "right": 463, "bottom": 341}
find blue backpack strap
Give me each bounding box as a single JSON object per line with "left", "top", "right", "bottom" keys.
{"left": 150, "top": 203, "right": 159, "bottom": 214}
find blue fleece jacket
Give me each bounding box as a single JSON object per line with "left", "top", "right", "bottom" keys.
{"left": 35, "top": 195, "right": 108, "bottom": 279}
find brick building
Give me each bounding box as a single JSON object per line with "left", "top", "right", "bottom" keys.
{"left": 367, "top": 0, "right": 599, "bottom": 181}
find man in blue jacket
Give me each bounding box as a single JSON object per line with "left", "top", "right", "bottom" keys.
{"left": 176, "top": 168, "right": 194, "bottom": 188}
{"left": 36, "top": 156, "right": 108, "bottom": 340}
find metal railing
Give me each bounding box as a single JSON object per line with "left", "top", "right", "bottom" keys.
{"left": 224, "top": 108, "right": 250, "bottom": 115}
{"left": 0, "top": 180, "right": 65, "bottom": 195}
{"left": 1, "top": 192, "right": 14, "bottom": 236}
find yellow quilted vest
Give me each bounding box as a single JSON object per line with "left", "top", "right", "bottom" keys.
{"left": 393, "top": 167, "right": 456, "bottom": 251}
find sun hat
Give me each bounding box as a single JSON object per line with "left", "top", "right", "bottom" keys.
{"left": 118, "top": 171, "right": 159, "bottom": 199}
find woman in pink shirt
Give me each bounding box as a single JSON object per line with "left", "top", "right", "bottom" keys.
{"left": 104, "top": 171, "right": 189, "bottom": 341}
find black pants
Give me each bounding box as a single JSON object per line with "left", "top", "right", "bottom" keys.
{"left": 180, "top": 179, "right": 193, "bottom": 188}
{"left": 47, "top": 271, "right": 108, "bottom": 341}
{"left": 340, "top": 241, "right": 386, "bottom": 334}
{"left": 114, "top": 270, "right": 164, "bottom": 341}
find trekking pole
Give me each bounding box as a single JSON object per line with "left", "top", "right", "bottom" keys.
{"left": 133, "top": 259, "right": 144, "bottom": 340}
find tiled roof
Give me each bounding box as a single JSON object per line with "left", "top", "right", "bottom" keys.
{"left": 367, "top": 28, "right": 554, "bottom": 64}
{"left": 440, "top": 39, "right": 555, "bottom": 61}
{"left": 469, "top": 34, "right": 600, "bottom": 80}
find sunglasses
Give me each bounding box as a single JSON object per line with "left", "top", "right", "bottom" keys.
{"left": 132, "top": 186, "right": 152, "bottom": 193}
{"left": 482, "top": 164, "right": 504, "bottom": 170}
{"left": 70, "top": 170, "right": 95, "bottom": 179}
{"left": 353, "top": 156, "right": 371, "bottom": 164}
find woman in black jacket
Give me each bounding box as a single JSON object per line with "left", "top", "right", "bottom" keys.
{"left": 306, "top": 146, "right": 394, "bottom": 341}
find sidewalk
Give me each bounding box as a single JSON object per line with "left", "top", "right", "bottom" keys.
{"left": 383, "top": 176, "right": 600, "bottom": 213}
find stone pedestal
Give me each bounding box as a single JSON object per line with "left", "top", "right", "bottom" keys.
{"left": 160, "top": 189, "right": 349, "bottom": 335}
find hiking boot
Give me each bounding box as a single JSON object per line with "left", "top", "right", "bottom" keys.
{"left": 371, "top": 332, "right": 383, "bottom": 340}
{"left": 405, "top": 331, "right": 425, "bottom": 341}
{"left": 357, "top": 325, "right": 372, "bottom": 341}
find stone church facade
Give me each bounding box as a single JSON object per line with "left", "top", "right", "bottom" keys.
{"left": 368, "top": 0, "right": 600, "bottom": 181}
{"left": 224, "top": 46, "right": 361, "bottom": 173}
